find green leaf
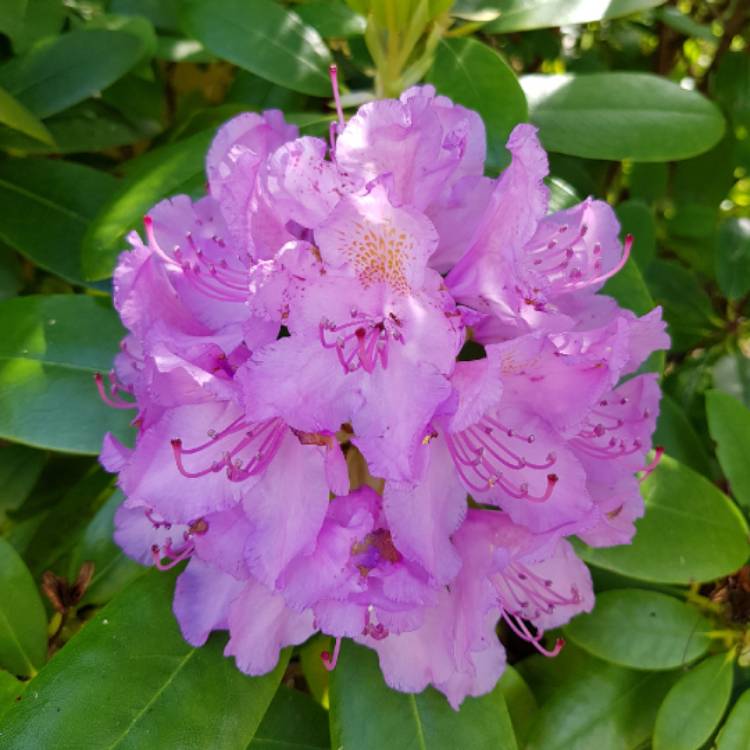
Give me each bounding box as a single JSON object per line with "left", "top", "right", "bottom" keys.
{"left": 713, "top": 352, "right": 750, "bottom": 411}
{"left": 0, "top": 159, "right": 117, "bottom": 285}
{"left": 564, "top": 589, "right": 711, "bottom": 670}
{"left": 706, "top": 390, "right": 750, "bottom": 511}
{"left": 0, "top": 28, "right": 150, "bottom": 119}
{"left": 601, "top": 256, "right": 655, "bottom": 317}
{"left": 0, "top": 572, "right": 288, "bottom": 748}
{"left": 82, "top": 128, "right": 214, "bottom": 280}
{"left": 248, "top": 686, "right": 330, "bottom": 750}
{"left": 0, "top": 294, "right": 132, "bottom": 454}
{"left": 0, "top": 85, "right": 53, "bottom": 145}
{"left": 498, "top": 666, "right": 537, "bottom": 746}
{"left": 522, "top": 73, "right": 725, "bottom": 161}
{"left": 646, "top": 259, "right": 718, "bottom": 351}
{"left": 655, "top": 6, "right": 716, "bottom": 42}
{"left": 68, "top": 490, "right": 145, "bottom": 606}
{"left": 329, "top": 640, "right": 518, "bottom": 750}
{"left": 654, "top": 393, "right": 714, "bottom": 477}
{"left": 182, "top": 0, "right": 332, "bottom": 96}
{"left": 546, "top": 176, "right": 581, "bottom": 213}
{"left": 0, "top": 671, "right": 24, "bottom": 722}
{"left": 0, "top": 444, "right": 46, "bottom": 525}
{"left": 474, "top": 0, "right": 667, "bottom": 33}
{"left": 0, "top": 100, "right": 144, "bottom": 154}
{"left": 629, "top": 162, "right": 668, "bottom": 204}
{"left": 0, "top": 536, "right": 48, "bottom": 677}
{"left": 713, "top": 51, "right": 750, "bottom": 130}
{"left": 653, "top": 654, "right": 733, "bottom": 750}
{"left": 427, "top": 37, "right": 527, "bottom": 171}
{"left": 716, "top": 689, "right": 750, "bottom": 750}
{"left": 0, "top": 0, "right": 65, "bottom": 55}
{"left": 295, "top": 0, "right": 366, "bottom": 38}
{"left": 616, "top": 200, "right": 655, "bottom": 269}
{"left": 716, "top": 218, "right": 750, "bottom": 300}
{"left": 525, "top": 656, "right": 677, "bottom": 750}
{"left": 576, "top": 455, "right": 750, "bottom": 584}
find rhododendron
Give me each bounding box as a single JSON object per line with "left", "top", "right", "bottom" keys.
{"left": 98, "top": 73, "right": 668, "bottom": 709}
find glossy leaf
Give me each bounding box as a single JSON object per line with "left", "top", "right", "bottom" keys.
{"left": 522, "top": 73, "right": 725, "bottom": 161}
{"left": 716, "top": 218, "right": 750, "bottom": 300}
{"left": 0, "top": 159, "right": 117, "bottom": 285}
{"left": 601, "top": 256, "right": 655, "bottom": 317}
{"left": 0, "top": 29, "right": 149, "bottom": 119}
{"left": 653, "top": 654, "right": 733, "bottom": 750}
{"left": 248, "top": 686, "right": 330, "bottom": 750}
{"left": 427, "top": 37, "right": 527, "bottom": 170}
{"left": 329, "top": 640, "right": 518, "bottom": 750}
{"left": 564, "top": 589, "right": 711, "bottom": 670}
{"left": 182, "top": 0, "right": 332, "bottom": 96}
{"left": 0, "top": 572, "right": 287, "bottom": 748}
{"left": 716, "top": 689, "right": 750, "bottom": 750}
{"left": 0, "top": 0, "right": 65, "bottom": 55}
{"left": 525, "top": 656, "right": 677, "bottom": 750}
{"left": 0, "top": 537, "right": 48, "bottom": 677}
{"left": 466, "top": 0, "right": 667, "bottom": 32}
{"left": 713, "top": 51, "right": 750, "bottom": 130}
{"left": 82, "top": 128, "right": 214, "bottom": 280}
{"left": 706, "top": 390, "right": 750, "bottom": 511}
{"left": 576, "top": 455, "right": 750, "bottom": 584}
{"left": 0, "top": 85, "right": 53, "bottom": 145}
{"left": 0, "top": 295, "right": 132, "bottom": 454}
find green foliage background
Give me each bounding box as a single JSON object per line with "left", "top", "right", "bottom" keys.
{"left": 0, "top": 1, "right": 749, "bottom": 747}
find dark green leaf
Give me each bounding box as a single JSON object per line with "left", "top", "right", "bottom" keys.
{"left": 0, "top": 246, "right": 22, "bottom": 301}
{"left": 646, "top": 259, "right": 719, "bottom": 351}
{"left": 427, "top": 38, "right": 527, "bottom": 171}
{"left": 472, "top": 0, "right": 667, "bottom": 32}
{"left": 516, "top": 642, "right": 595, "bottom": 704}
{"left": 0, "top": 536, "right": 47, "bottom": 677}
{"left": 713, "top": 52, "right": 750, "bottom": 130}
{"left": 110, "top": 0, "right": 181, "bottom": 32}
{"left": 0, "top": 0, "right": 65, "bottom": 55}
{"left": 182, "top": 0, "right": 332, "bottom": 96}
{"left": 616, "top": 200, "right": 655, "bottom": 268}
{"left": 716, "top": 689, "right": 750, "bottom": 750}
{"left": 0, "top": 294, "right": 132, "bottom": 454}
{"left": 655, "top": 6, "right": 716, "bottom": 42}
{"left": 68, "top": 491, "right": 145, "bottom": 606}
{"left": 82, "top": 128, "right": 214, "bottom": 280}
{"left": 249, "top": 686, "right": 330, "bottom": 750}
{"left": 706, "top": 390, "right": 750, "bottom": 511}
{"left": 713, "top": 352, "right": 750, "bottom": 411}
{"left": 576, "top": 455, "right": 750, "bottom": 584}
{"left": 628, "top": 162, "right": 668, "bottom": 204}
{"left": 329, "top": 640, "right": 518, "bottom": 750}
{"left": 525, "top": 656, "right": 677, "bottom": 750}
{"left": 0, "top": 444, "right": 46, "bottom": 525}
{"left": 522, "top": 73, "right": 725, "bottom": 161}
{"left": 716, "top": 218, "right": 750, "bottom": 300}
{"left": 653, "top": 654, "right": 733, "bottom": 750}
{"left": 0, "top": 28, "right": 150, "bottom": 119}
{"left": 0, "top": 159, "right": 117, "bottom": 285}
{"left": 23, "top": 466, "right": 113, "bottom": 578}
{"left": 0, "top": 572, "right": 288, "bottom": 748}
{"left": 0, "top": 100, "right": 144, "bottom": 154}
{"left": 564, "top": 589, "right": 711, "bottom": 670}
{"left": 654, "top": 393, "right": 714, "bottom": 477}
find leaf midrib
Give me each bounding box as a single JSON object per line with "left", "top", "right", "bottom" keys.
{"left": 0, "top": 176, "right": 89, "bottom": 224}
{"left": 104, "top": 648, "right": 198, "bottom": 750}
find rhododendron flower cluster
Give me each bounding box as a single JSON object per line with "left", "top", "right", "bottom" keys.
{"left": 98, "top": 79, "right": 669, "bottom": 708}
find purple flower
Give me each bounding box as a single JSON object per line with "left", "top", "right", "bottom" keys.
{"left": 98, "top": 76, "right": 669, "bottom": 708}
